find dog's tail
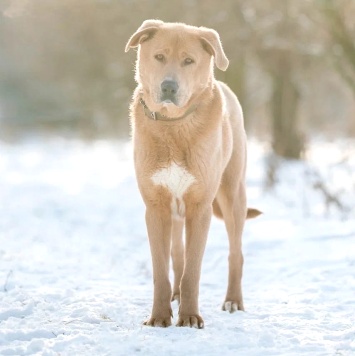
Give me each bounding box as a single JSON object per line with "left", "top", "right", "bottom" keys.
{"left": 213, "top": 200, "right": 262, "bottom": 220}
{"left": 246, "top": 208, "right": 263, "bottom": 219}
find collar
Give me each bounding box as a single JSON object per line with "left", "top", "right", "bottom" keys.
{"left": 139, "top": 98, "right": 197, "bottom": 122}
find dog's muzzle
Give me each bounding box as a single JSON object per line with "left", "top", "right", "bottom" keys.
{"left": 160, "top": 79, "right": 179, "bottom": 104}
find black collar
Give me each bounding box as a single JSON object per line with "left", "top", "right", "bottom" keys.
{"left": 139, "top": 98, "right": 197, "bottom": 122}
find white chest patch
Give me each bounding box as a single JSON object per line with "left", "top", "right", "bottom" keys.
{"left": 151, "top": 162, "right": 196, "bottom": 218}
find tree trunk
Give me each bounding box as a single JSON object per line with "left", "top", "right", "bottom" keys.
{"left": 270, "top": 58, "right": 303, "bottom": 159}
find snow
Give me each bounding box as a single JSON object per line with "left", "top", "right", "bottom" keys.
{"left": 0, "top": 138, "right": 354, "bottom": 355}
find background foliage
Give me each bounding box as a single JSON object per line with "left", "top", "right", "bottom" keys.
{"left": 0, "top": 0, "right": 354, "bottom": 157}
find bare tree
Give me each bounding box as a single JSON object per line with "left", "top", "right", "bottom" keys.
{"left": 318, "top": 0, "right": 355, "bottom": 95}
{"left": 0, "top": 0, "right": 353, "bottom": 144}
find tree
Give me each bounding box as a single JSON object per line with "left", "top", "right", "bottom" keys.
{"left": 240, "top": 0, "right": 324, "bottom": 158}
{"left": 318, "top": 0, "right": 355, "bottom": 96}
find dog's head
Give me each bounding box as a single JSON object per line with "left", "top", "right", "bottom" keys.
{"left": 125, "top": 20, "right": 229, "bottom": 112}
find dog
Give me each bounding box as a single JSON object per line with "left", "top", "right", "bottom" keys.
{"left": 125, "top": 20, "right": 260, "bottom": 329}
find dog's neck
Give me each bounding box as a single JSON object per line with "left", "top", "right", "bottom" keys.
{"left": 139, "top": 98, "right": 198, "bottom": 122}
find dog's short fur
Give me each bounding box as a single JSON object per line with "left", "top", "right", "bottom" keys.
{"left": 125, "top": 20, "right": 260, "bottom": 328}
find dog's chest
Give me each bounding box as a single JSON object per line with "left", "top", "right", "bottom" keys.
{"left": 151, "top": 162, "right": 196, "bottom": 218}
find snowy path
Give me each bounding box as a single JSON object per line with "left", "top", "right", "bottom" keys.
{"left": 0, "top": 139, "right": 354, "bottom": 355}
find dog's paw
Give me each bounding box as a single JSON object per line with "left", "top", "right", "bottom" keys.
{"left": 176, "top": 314, "right": 204, "bottom": 329}
{"left": 143, "top": 316, "right": 172, "bottom": 327}
{"left": 222, "top": 300, "right": 244, "bottom": 313}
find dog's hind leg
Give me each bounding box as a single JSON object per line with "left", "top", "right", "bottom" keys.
{"left": 212, "top": 199, "right": 223, "bottom": 219}
{"left": 171, "top": 218, "right": 184, "bottom": 304}
{"left": 217, "top": 182, "right": 247, "bottom": 313}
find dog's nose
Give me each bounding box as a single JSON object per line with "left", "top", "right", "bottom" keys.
{"left": 161, "top": 80, "right": 179, "bottom": 99}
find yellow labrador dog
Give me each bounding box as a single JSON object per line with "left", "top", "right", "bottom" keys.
{"left": 125, "top": 20, "right": 260, "bottom": 329}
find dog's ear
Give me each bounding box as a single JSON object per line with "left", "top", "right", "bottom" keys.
{"left": 199, "top": 28, "right": 229, "bottom": 71}
{"left": 125, "top": 19, "right": 163, "bottom": 52}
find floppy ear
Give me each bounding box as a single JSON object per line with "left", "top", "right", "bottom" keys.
{"left": 199, "top": 28, "right": 229, "bottom": 71}
{"left": 125, "top": 19, "right": 163, "bottom": 52}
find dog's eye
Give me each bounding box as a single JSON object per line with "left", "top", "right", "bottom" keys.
{"left": 155, "top": 54, "right": 165, "bottom": 62}
{"left": 183, "top": 58, "right": 194, "bottom": 66}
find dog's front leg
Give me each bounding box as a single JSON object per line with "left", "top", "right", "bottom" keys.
{"left": 144, "top": 206, "right": 173, "bottom": 327}
{"left": 171, "top": 218, "right": 184, "bottom": 304}
{"left": 177, "top": 204, "right": 212, "bottom": 329}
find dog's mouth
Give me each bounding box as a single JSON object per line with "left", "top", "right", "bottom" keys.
{"left": 160, "top": 98, "right": 178, "bottom": 106}
{"left": 150, "top": 84, "right": 190, "bottom": 109}
{"left": 154, "top": 92, "right": 182, "bottom": 107}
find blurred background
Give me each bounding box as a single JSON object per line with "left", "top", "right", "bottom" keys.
{"left": 0, "top": 0, "right": 354, "bottom": 158}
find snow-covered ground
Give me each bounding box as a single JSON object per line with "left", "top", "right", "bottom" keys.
{"left": 0, "top": 138, "right": 354, "bottom": 355}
